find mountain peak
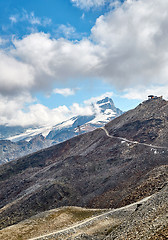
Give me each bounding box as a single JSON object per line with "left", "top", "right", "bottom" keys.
{"left": 95, "top": 96, "right": 122, "bottom": 116}
{"left": 96, "top": 96, "right": 114, "bottom": 105}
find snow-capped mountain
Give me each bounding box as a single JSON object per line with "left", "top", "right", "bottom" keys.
{"left": 0, "top": 97, "right": 123, "bottom": 164}
{"left": 8, "top": 97, "right": 122, "bottom": 142}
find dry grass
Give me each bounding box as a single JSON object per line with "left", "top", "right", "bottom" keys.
{"left": 0, "top": 206, "right": 105, "bottom": 240}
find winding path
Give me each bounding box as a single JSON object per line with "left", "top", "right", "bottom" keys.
{"left": 29, "top": 195, "right": 152, "bottom": 240}
{"left": 101, "top": 127, "right": 167, "bottom": 150}
{"left": 28, "top": 127, "right": 165, "bottom": 240}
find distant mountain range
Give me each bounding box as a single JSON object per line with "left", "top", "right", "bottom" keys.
{"left": 0, "top": 97, "right": 123, "bottom": 164}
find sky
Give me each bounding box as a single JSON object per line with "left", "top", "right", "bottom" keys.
{"left": 0, "top": 0, "right": 168, "bottom": 127}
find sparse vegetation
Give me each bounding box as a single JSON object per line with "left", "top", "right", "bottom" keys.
{"left": 0, "top": 207, "right": 106, "bottom": 240}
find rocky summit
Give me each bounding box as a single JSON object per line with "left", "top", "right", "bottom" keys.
{"left": 0, "top": 97, "right": 167, "bottom": 239}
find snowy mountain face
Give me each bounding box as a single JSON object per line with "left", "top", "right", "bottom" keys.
{"left": 8, "top": 97, "right": 122, "bottom": 142}
{"left": 0, "top": 97, "right": 123, "bottom": 164}
{"left": 42, "top": 97, "right": 122, "bottom": 141}
{"left": 0, "top": 125, "right": 27, "bottom": 140}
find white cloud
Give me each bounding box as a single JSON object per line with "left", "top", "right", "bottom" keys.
{"left": 84, "top": 91, "right": 113, "bottom": 104}
{"left": 70, "top": 102, "right": 94, "bottom": 116}
{"left": 0, "top": 92, "right": 110, "bottom": 127}
{"left": 2, "top": 0, "right": 168, "bottom": 99}
{"left": 28, "top": 12, "right": 41, "bottom": 25}
{"left": 9, "top": 32, "right": 100, "bottom": 94}
{"left": 90, "top": 0, "right": 168, "bottom": 89}
{"left": 109, "top": 0, "right": 121, "bottom": 9}
{"left": 2, "top": 0, "right": 168, "bottom": 127}
{"left": 9, "top": 10, "right": 51, "bottom": 26}
{"left": 18, "top": 104, "right": 70, "bottom": 127}
{"left": 53, "top": 88, "right": 77, "bottom": 97}
{"left": 0, "top": 50, "right": 34, "bottom": 95}
{"left": 71, "top": 0, "right": 119, "bottom": 10}
{"left": 122, "top": 86, "right": 168, "bottom": 100}
{"left": 81, "top": 13, "right": 85, "bottom": 20}
{"left": 71, "top": 0, "right": 106, "bottom": 9}
{"left": 0, "top": 93, "right": 70, "bottom": 127}
{"left": 9, "top": 15, "right": 18, "bottom": 23}
{"left": 55, "top": 24, "right": 76, "bottom": 39}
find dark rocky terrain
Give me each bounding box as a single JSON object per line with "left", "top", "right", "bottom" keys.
{"left": 104, "top": 182, "right": 168, "bottom": 240}
{"left": 0, "top": 97, "right": 167, "bottom": 239}
{"left": 0, "top": 97, "right": 123, "bottom": 164}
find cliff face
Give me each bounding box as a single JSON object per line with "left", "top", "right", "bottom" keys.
{"left": 0, "top": 98, "right": 167, "bottom": 230}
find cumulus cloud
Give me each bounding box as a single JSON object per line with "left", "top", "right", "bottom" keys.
{"left": 122, "top": 85, "right": 168, "bottom": 100}
{"left": 7, "top": 32, "right": 100, "bottom": 95}
{"left": 109, "top": 0, "right": 122, "bottom": 9}
{"left": 1, "top": 0, "right": 168, "bottom": 98}
{"left": 0, "top": 50, "right": 34, "bottom": 95}
{"left": 0, "top": 92, "right": 70, "bottom": 126}
{"left": 0, "top": 93, "right": 107, "bottom": 127}
{"left": 90, "top": 0, "right": 168, "bottom": 88}
{"left": 69, "top": 102, "right": 94, "bottom": 116}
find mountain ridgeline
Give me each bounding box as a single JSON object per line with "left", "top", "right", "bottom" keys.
{"left": 0, "top": 97, "right": 167, "bottom": 239}
{"left": 0, "top": 97, "right": 123, "bottom": 164}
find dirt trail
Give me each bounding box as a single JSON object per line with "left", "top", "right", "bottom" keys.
{"left": 101, "top": 127, "right": 167, "bottom": 150}
{"left": 29, "top": 195, "right": 152, "bottom": 240}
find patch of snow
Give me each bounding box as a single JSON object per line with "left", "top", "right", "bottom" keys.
{"left": 104, "top": 109, "right": 116, "bottom": 116}
{"left": 8, "top": 118, "right": 77, "bottom": 142}
{"left": 8, "top": 126, "right": 52, "bottom": 142}
{"left": 88, "top": 111, "right": 116, "bottom": 125}
{"left": 151, "top": 148, "right": 158, "bottom": 154}
{"left": 52, "top": 118, "right": 76, "bottom": 130}
{"left": 97, "top": 101, "right": 111, "bottom": 106}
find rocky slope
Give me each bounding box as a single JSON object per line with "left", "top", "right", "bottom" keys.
{"left": 0, "top": 97, "right": 167, "bottom": 235}
{"left": 104, "top": 183, "right": 168, "bottom": 240}
{"left": 106, "top": 97, "right": 168, "bottom": 146}
{"left": 0, "top": 178, "right": 167, "bottom": 240}
{"left": 0, "top": 97, "right": 122, "bottom": 164}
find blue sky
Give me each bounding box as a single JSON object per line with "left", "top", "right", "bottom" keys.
{"left": 0, "top": 0, "right": 168, "bottom": 126}
{"left": 0, "top": 0, "right": 101, "bottom": 39}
